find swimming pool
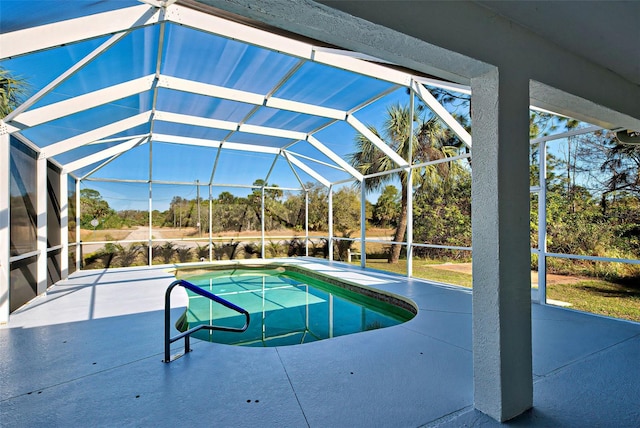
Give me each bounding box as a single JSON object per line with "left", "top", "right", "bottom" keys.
{"left": 177, "top": 265, "right": 416, "bottom": 347}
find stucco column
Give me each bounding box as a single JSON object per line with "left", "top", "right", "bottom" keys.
{"left": 0, "top": 125, "right": 10, "bottom": 323}
{"left": 471, "top": 68, "right": 533, "bottom": 421}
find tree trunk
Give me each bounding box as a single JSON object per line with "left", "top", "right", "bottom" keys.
{"left": 388, "top": 187, "right": 408, "bottom": 263}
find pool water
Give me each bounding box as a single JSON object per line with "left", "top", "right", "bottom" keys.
{"left": 181, "top": 267, "right": 414, "bottom": 347}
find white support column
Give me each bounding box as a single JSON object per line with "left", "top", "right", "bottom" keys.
{"left": 360, "top": 182, "right": 366, "bottom": 268}
{"left": 471, "top": 68, "right": 533, "bottom": 422}
{"left": 0, "top": 127, "right": 10, "bottom": 323}
{"left": 261, "top": 188, "right": 266, "bottom": 259}
{"left": 209, "top": 185, "right": 213, "bottom": 262}
{"left": 148, "top": 180, "right": 153, "bottom": 266}
{"left": 305, "top": 190, "right": 309, "bottom": 257}
{"left": 75, "top": 179, "right": 81, "bottom": 271}
{"left": 406, "top": 86, "right": 415, "bottom": 277}
{"left": 328, "top": 185, "right": 334, "bottom": 261}
{"left": 60, "top": 172, "right": 69, "bottom": 279}
{"left": 36, "top": 157, "right": 48, "bottom": 295}
{"left": 537, "top": 140, "right": 548, "bottom": 304}
{"left": 148, "top": 142, "right": 153, "bottom": 266}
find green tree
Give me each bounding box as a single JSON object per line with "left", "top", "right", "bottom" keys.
{"left": 332, "top": 187, "right": 361, "bottom": 236}
{"left": 601, "top": 140, "right": 640, "bottom": 207}
{"left": 331, "top": 187, "right": 362, "bottom": 260}
{"left": 248, "top": 180, "right": 291, "bottom": 231}
{"left": 413, "top": 173, "right": 471, "bottom": 258}
{"left": 213, "top": 193, "right": 251, "bottom": 233}
{"left": 80, "top": 188, "right": 113, "bottom": 228}
{"left": 349, "top": 102, "right": 464, "bottom": 263}
{"left": 282, "top": 183, "right": 329, "bottom": 232}
{"left": 373, "top": 185, "right": 400, "bottom": 228}
{"left": 307, "top": 184, "right": 329, "bottom": 231}
{"left": 217, "top": 192, "right": 235, "bottom": 204}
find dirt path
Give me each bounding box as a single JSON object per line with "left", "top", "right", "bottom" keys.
{"left": 123, "top": 226, "right": 154, "bottom": 241}
{"left": 429, "top": 262, "right": 586, "bottom": 285}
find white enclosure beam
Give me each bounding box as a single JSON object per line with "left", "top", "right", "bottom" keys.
{"left": 63, "top": 137, "right": 149, "bottom": 173}
{"left": 283, "top": 153, "right": 330, "bottom": 187}
{"left": 286, "top": 151, "right": 343, "bottom": 171}
{"left": 413, "top": 76, "right": 472, "bottom": 95}
{"left": 157, "top": 75, "right": 264, "bottom": 104}
{"left": 3, "top": 123, "right": 22, "bottom": 135}
{"left": 261, "top": 188, "right": 266, "bottom": 259}
{"left": 147, "top": 135, "right": 154, "bottom": 265}
{"left": 537, "top": 141, "right": 548, "bottom": 304}
{"left": 266, "top": 97, "right": 346, "bottom": 120}
{"left": 222, "top": 142, "right": 280, "bottom": 155}
{"left": 75, "top": 180, "right": 81, "bottom": 271}
{"left": 239, "top": 124, "right": 306, "bottom": 141}
{"left": 79, "top": 144, "right": 143, "bottom": 180}
{"left": 346, "top": 115, "right": 409, "bottom": 167}
{"left": 305, "top": 191, "right": 309, "bottom": 256}
{"left": 530, "top": 124, "right": 602, "bottom": 144}
{"left": 152, "top": 134, "right": 221, "bottom": 148}
{"left": 148, "top": 160, "right": 153, "bottom": 266}
{"left": 312, "top": 47, "right": 411, "bottom": 87}
{"left": 43, "top": 112, "right": 152, "bottom": 158}
{"left": 208, "top": 145, "right": 223, "bottom": 184}
{"left": 360, "top": 181, "right": 366, "bottom": 268}
{"left": 36, "top": 157, "right": 47, "bottom": 295}
{"left": 166, "top": 4, "right": 414, "bottom": 88}
{"left": 60, "top": 171, "right": 69, "bottom": 279}
{"left": 312, "top": 46, "right": 395, "bottom": 65}
{"left": 152, "top": 133, "right": 280, "bottom": 154}
{"left": 157, "top": 75, "right": 347, "bottom": 120}
{"left": 155, "top": 110, "right": 307, "bottom": 142}
{"left": 154, "top": 111, "right": 237, "bottom": 131}
{"left": 406, "top": 88, "right": 414, "bottom": 277}
{"left": 282, "top": 152, "right": 308, "bottom": 189}
{"left": 165, "top": 4, "right": 313, "bottom": 59}
{"left": 0, "top": 5, "right": 161, "bottom": 59}
{"left": 412, "top": 80, "right": 472, "bottom": 149}
{"left": 0, "top": 126, "right": 10, "bottom": 323}
{"left": 263, "top": 153, "right": 281, "bottom": 187}
{"left": 12, "top": 76, "right": 156, "bottom": 128}
{"left": 148, "top": 16, "right": 167, "bottom": 137}
{"left": 328, "top": 185, "right": 334, "bottom": 261}
{"left": 471, "top": 69, "right": 532, "bottom": 421}
{"left": 85, "top": 134, "right": 150, "bottom": 146}
{"left": 141, "top": 0, "right": 178, "bottom": 8}
{"left": 208, "top": 185, "right": 213, "bottom": 261}
{"left": 306, "top": 135, "right": 363, "bottom": 181}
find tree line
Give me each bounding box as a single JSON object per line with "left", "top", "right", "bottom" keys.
{"left": 72, "top": 98, "right": 640, "bottom": 279}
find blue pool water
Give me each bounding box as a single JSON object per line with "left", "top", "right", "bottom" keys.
{"left": 179, "top": 267, "right": 415, "bottom": 347}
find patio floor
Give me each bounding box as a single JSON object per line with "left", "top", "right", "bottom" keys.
{"left": 1, "top": 258, "right": 639, "bottom": 427}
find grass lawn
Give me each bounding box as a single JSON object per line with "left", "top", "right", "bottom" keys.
{"left": 357, "top": 259, "right": 640, "bottom": 322}
{"left": 361, "top": 259, "right": 473, "bottom": 288}
{"left": 548, "top": 280, "right": 640, "bottom": 322}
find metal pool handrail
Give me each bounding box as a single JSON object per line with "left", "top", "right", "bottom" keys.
{"left": 163, "top": 279, "right": 250, "bottom": 363}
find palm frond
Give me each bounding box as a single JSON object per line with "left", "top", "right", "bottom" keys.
{"left": 0, "top": 67, "right": 30, "bottom": 118}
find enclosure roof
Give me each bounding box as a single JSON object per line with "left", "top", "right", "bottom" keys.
{"left": 0, "top": 0, "right": 473, "bottom": 188}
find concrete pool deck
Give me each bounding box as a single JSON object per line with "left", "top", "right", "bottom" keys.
{"left": 1, "top": 258, "right": 639, "bottom": 427}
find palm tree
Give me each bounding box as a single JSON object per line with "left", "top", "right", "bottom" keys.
{"left": 349, "top": 102, "right": 464, "bottom": 263}
{"left": 0, "top": 67, "right": 29, "bottom": 118}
